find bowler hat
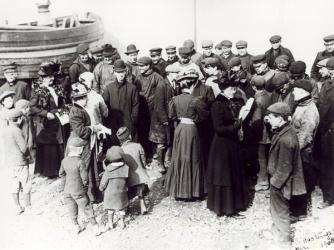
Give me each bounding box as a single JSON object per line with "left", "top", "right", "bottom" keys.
{"left": 106, "top": 146, "right": 124, "bottom": 163}
{"left": 77, "top": 43, "right": 89, "bottom": 54}
{"left": 137, "top": 57, "right": 152, "bottom": 66}
{"left": 125, "top": 44, "right": 139, "bottom": 55}
{"left": 102, "top": 44, "right": 116, "bottom": 57}
{"left": 116, "top": 127, "right": 131, "bottom": 143}
{"left": 275, "top": 57, "right": 289, "bottom": 71}
{"left": 267, "top": 102, "right": 291, "bottom": 116}
{"left": 0, "top": 90, "right": 15, "bottom": 103}
{"left": 114, "top": 59, "right": 127, "bottom": 73}
{"left": 289, "top": 61, "right": 306, "bottom": 77}
{"left": 269, "top": 35, "right": 282, "bottom": 43}
{"left": 294, "top": 79, "right": 313, "bottom": 93}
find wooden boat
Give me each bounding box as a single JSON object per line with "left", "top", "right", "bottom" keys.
{"left": 0, "top": 12, "right": 104, "bottom": 80}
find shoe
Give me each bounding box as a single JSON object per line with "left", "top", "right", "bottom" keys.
{"left": 15, "top": 206, "right": 25, "bottom": 215}
{"left": 317, "top": 201, "right": 331, "bottom": 209}
{"left": 92, "top": 224, "right": 102, "bottom": 236}
{"left": 230, "top": 213, "right": 246, "bottom": 219}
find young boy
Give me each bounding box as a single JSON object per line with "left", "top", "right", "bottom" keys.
{"left": 263, "top": 102, "right": 306, "bottom": 246}
{"left": 59, "top": 136, "right": 101, "bottom": 236}
{"left": 99, "top": 146, "right": 129, "bottom": 229}
{"left": 116, "top": 126, "right": 150, "bottom": 215}
{"left": 3, "top": 108, "right": 32, "bottom": 215}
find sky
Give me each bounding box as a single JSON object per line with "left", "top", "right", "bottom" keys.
{"left": 0, "top": 0, "right": 333, "bottom": 72}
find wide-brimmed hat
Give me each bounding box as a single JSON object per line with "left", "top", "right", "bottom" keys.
{"left": 114, "top": 59, "right": 127, "bottom": 73}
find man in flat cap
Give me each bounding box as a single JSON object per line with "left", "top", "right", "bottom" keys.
{"left": 315, "top": 58, "right": 331, "bottom": 91}
{"left": 93, "top": 44, "right": 121, "bottom": 94}
{"left": 236, "top": 40, "right": 254, "bottom": 74}
{"left": 265, "top": 35, "right": 295, "bottom": 70}
{"left": 0, "top": 63, "right": 30, "bottom": 104}
{"left": 252, "top": 54, "right": 275, "bottom": 90}
{"left": 289, "top": 61, "right": 319, "bottom": 103}
{"left": 317, "top": 57, "right": 334, "bottom": 209}
{"left": 172, "top": 47, "right": 203, "bottom": 80}
{"left": 269, "top": 72, "right": 295, "bottom": 111}
{"left": 219, "top": 40, "right": 236, "bottom": 70}
{"left": 165, "top": 46, "right": 179, "bottom": 66}
{"left": 135, "top": 56, "right": 165, "bottom": 160}
{"left": 263, "top": 102, "right": 306, "bottom": 246}
{"left": 102, "top": 59, "right": 139, "bottom": 145}
{"left": 290, "top": 79, "right": 319, "bottom": 221}
{"left": 202, "top": 57, "right": 224, "bottom": 98}
{"left": 311, "top": 35, "right": 334, "bottom": 81}
{"left": 274, "top": 56, "right": 290, "bottom": 73}
{"left": 183, "top": 39, "right": 201, "bottom": 63}
{"left": 69, "top": 43, "right": 95, "bottom": 84}
{"left": 150, "top": 48, "right": 167, "bottom": 78}
{"left": 124, "top": 44, "right": 141, "bottom": 78}
{"left": 196, "top": 40, "right": 225, "bottom": 76}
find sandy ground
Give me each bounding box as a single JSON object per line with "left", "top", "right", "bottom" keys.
{"left": 1, "top": 163, "right": 334, "bottom": 250}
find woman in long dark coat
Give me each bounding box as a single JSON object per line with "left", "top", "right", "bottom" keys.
{"left": 30, "top": 63, "right": 66, "bottom": 178}
{"left": 207, "top": 77, "right": 249, "bottom": 217}
{"left": 165, "top": 70, "right": 209, "bottom": 200}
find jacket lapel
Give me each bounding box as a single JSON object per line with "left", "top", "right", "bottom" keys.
{"left": 269, "top": 124, "right": 291, "bottom": 153}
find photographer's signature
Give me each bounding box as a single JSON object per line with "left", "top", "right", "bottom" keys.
{"left": 295, "top": 228, "right": 334, "bottom": 249}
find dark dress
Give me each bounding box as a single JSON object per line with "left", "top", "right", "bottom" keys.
{"left": 164, "top": 93, "right": 209, "bottom": 199}
{"left": 29, "top": 83, "right": 65, "bottom": 178}
{"left": 207, "top": 94, "right": 249, "bottom": 216}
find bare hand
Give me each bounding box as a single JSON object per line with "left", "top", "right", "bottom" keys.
{"left": 47, "top": 112, "right": 55, "bottom": 120}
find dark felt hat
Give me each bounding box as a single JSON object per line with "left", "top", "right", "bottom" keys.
{"left": 137, "top": 56, "right": 152, "bottom": 66}
{"left": 125, "top": 44, "right": 139, "bottom": 55}
{"left": 228, "top": 57, "right": 242, "bottom": 68}
{"left": 289, "top": 61, "right": 306, "bottom": 77}
{"left": 252, "top": 54, "right": 266, "bottom": 64}
{"left": 113, "top": 59, "right": 127, "bottom": 73}
{"left": 102, "top": 44, "right": 116, "bottom": 57}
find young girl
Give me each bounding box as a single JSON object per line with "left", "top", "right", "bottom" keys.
{"left": 99, "top": 146, "right": 129, "bottom": 229}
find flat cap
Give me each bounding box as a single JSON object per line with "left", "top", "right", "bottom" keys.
{"left": 250, "top": 75, "right": 266, "bottom": 88}
{"left": 178, "top": 46, "right": 192, "bottom": 56}
{"left": 113, "top": 59, "right": 127, "bottom": 73}
{"left": 271, "top": 72, "right": 289, "bottom": 89}
{"left": 269, "top": 35, "right": 282, "bottom": 43}
{"left": 176, "top": 69, "right": 199, "bottom": 82}
{"left": 215, "top": 43, "right": 223, "bottom": 49}
{"left": 228, "top": 57, "right": 242, "bottom": 68}
{"left": 323, "top": 34, "right": 334, "bottom": 43}
{"left": 289, "top": 61, "right": 306, "bottom": 76}
{"left": 116, "top": 126, "right": 131, "bottom": 142}
{"left": 3, "top": 62, "right": 18, "bottom": 72}
{"left": 294, "top": 79, "right": 313, "bottom": 93}
{"left": 220, "top": 40, "right": 232, "bottom": 48}
{"left": 326, "top": 57, "right": 334, "bottom": 70}
{"left": 77, "top": 43, "right": 89, "bottom": 54}
{"left": 125, "top": 44, "right": 139, "bottom": 55}
{"left": 275, "top": 57, "right": 289, "bottom": 70}
{"left": 106, "top": 146, "right": 124, "bottom": 162}
{"left": 6, "top": 108, "right": 23, "bottom": 121}
{"left": 236, "top": 40, "right": 248, "bottom": 48}
{"left": 137, "top": 56, "right": 152, "bottom": 66}
{"left": 201, "top": 40, "right": 213, "bottom": 48}
{"left": 267, "top": 102, "right": 291, "bottom": 116}
{"left": 0, "top": 90, "right": 15, "bottom": 103}
{"left": 183, "top": 39, "right": 195, "bottom": 49}
{"left": 317, "top": 58, "right": 329, "bottom": 67}
{"left": 201, "top": 57, "right": 220, "bottom": 67}
{"left": 149, "top": 47, "right": 162, "bottom": 56}
{"left": 165, "top": 64, "right": 181, "bottom": 73}
{"left": 165, "top": 45, "right": 176, "bottom": 52}
{"left": 252, "top": 54, "right": 266, "bottom": 64}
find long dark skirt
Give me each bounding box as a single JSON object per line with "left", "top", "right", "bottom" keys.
{"left": 207, "top": 135, "right": 249, "bottom": 216}
{"left": 35, "top": 144, "right": 63, "bottom": 178}
{"left": 165, "top": 123, "right": 206, "bottom": 199}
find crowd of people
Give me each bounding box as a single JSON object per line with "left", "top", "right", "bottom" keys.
{"left": 1, "top": 33, "right": 334, "bottom": 246}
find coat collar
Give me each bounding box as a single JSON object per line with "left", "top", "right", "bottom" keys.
{"left": 270, "top": 123, "right": 291, "bottom": 152}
